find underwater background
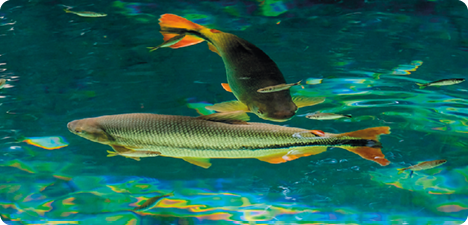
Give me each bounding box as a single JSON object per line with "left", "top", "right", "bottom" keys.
{"left": 1, "top": 0, "right": 468, "bottom": 224}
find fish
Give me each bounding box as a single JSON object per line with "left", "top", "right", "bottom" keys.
{"left": 133, "top": 192, "right": 174, "bottom": 211}
{"left": 0, "top": 79, "right": 6, "bottom": 89}
{"left": 67, "top": 113, "right": 391, "bottom": 168}
{"left": 416, "top": 78, "right": 465, "bottom": 89}
{"left": 106, "top": 149, "right": 161, "bottom": 161}
{"left": 257, "top": 80, "right": 302, "bottom": 93}
{"left": 64, "top": 9, "right": 107, "bottom": 17}
{"left": 147, "top": 33, "right": 186, "bottom": 52}
{"left": 397, "top": 159, "right": 447, "bottom": 174}
{"left": 153, "top": 14, "right": 325, "bottom": 122}
{"left": 305, "top": 112, "right": 352, "bottom": 120}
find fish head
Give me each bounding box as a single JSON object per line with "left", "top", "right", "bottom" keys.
{"left": 436, "top": 159, "right": 448, "bottom": 164}
{"left": 251, "top": 100, "right": 297, "bottom": 122}
{"left": 67, "top": 118, "right": 113, "bottom": 144}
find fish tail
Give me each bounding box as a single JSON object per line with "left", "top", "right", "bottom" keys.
{"left": 416, "top": 83, "right": 426, "bottom": 89}
{"left": 158, "top": 14, "right": 206, "bottom": 49}
{"left": 336, "top": 127, "right": 391, "bottom": 166}
{"left": 64, "top": 9, "right": 71, "bottom": 13}
{"left": 107, "top": 150, "right": 117, "bottom": 157}
{"left": 397, "top": 168, "right": 406, "bottom": 174}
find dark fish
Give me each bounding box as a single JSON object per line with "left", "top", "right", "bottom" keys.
{"left": 154, "top": 14, "right": 325, "bottom": 122}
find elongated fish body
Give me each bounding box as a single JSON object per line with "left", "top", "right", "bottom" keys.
{"left": 417, "top": 78, "right": 465, "bottom": 89}
{"left": 68, "top": 113, "right": 391, "bottom": 168}
{"left": 156, "top": 14, "right": 324, "bottom": 122}
{"left": 306, "top": 112, "right": 352, "bottom": 120}
{"left": 397, "top": 159, "right": 447, "bottom": 174}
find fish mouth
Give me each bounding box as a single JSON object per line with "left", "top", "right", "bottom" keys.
{"left": 67, "top": 120, "right": 78, "bottom": 134}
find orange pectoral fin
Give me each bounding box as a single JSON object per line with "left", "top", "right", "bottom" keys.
{"left": 341, "top": 146, "right": 390, "bottom": 166}
{"left": 257, "top": 147, "right": 327, "bottom": 164}
{"left": 182, "top": 157, "right": 212, "bottom": 169}
{"left": 221, "top": 83, "right": 232, "bottom": 92}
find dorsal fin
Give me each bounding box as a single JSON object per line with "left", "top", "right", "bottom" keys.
{"left": 197, "top": 111, "right": 250, "bottom": 124}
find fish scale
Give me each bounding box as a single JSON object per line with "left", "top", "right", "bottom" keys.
{"left": 79, "top": 114, "right": 370, "bottom": 151}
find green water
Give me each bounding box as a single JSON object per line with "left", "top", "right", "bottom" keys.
{"left": 0, "top": 0, "right": 467, "bottom": 224}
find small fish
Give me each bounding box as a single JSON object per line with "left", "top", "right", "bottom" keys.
{"left": 305, "top": 112, "right": 352, "bottom": 120}
{"left": 416, "top": 78, "right": 465, "bottom": 89}
{"left": 133, "top": 192, "right": 174, "bottom": 211}
{"left": 397, "top": 159, "right": 447, "bottom": 174}
{"left": 0, "top": 79, "right": 6, "bottom": 89}
{"left": 147, "top": 33, "right": 186, "bottom": 52}
{"left": 257, "top": 81, "right": 302, "bottom": 93}
{"left": 64, "top": 9, "right": 107, "bottom": 17}
{"left": 107, "top": 149, "right": 161, "bottom": 161}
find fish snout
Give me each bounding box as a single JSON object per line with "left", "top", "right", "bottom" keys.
{"left": 67, "top": 120, "right": 79, "bottom": 133}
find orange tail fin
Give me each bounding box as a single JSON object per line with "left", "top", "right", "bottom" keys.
{"left": 336, "top": 127, "right": 391, "bottom": 166}
{"left": 158, "top": 14, "right": 205, "bottom": 48}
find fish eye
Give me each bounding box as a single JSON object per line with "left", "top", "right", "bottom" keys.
{"left": 75, "top": 129, "right": 83, "bottom": 134}
{"left": 257, "top": 109, "right": 263, "bottom": 114}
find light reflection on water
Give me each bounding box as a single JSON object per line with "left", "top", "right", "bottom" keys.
{"left": 1, "top": 0, "right": 468, "bottom": 224}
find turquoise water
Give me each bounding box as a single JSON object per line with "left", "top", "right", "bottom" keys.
{"left": 1, "top": 0, "right": 468, "bottom": 224}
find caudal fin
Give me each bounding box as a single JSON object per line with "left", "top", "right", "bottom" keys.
{"left": 397, "top": 168, "right": 406, "bottom": 174}
{"left": 416, "top": 83, "right": 427, "bottom": 89}
{"left": 336, "top": 127, "right": 391, "bottom": 166}
{"left": 158, "top": 14, "right": 205, "bottom": 49}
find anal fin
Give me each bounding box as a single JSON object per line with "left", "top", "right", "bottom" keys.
{"left": 182, "top": 157, "right": 211, "bottom": 169}
{"left": 111, "top": 145, "right": 135, "bottom": 153}
{"left": 257, "top": 147, "right": 327, "bottom": 164}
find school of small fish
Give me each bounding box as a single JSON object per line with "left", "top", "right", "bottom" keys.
{"left": 58, "top": 12, "right": 461, "bottom": 211}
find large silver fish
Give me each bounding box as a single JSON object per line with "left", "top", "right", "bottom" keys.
{"left": 68, "top": 113, "right": 391, "bottom": 168}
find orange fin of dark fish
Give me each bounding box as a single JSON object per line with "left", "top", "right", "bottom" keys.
{"left": 182, "top": 157, "right": 211, "bottom": 168}
{"left": 221, "top": 83, "right": 232, "bottom": 92}
{"left": 257, "top": 147, "right": 327, "bottom": 164}
{"left": 158, "top": 14, "right": 205, "bottom": 49}
{"left": 111, "top": 145, "right": 135, "bottom": 153}
{"left": 340, "top": 146, "right": 390, "bottom": 166}
{"left": 205, "top": 100, "right": 249, "bottom": 113}
{"left": 197, "top": 111, "right": 250, "bottom": 124}
{"left": 292, "top": 96, "right": 326, "bottom": 108}
{"left": 208, "top": 42, "right": 220, "bottom": 56}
